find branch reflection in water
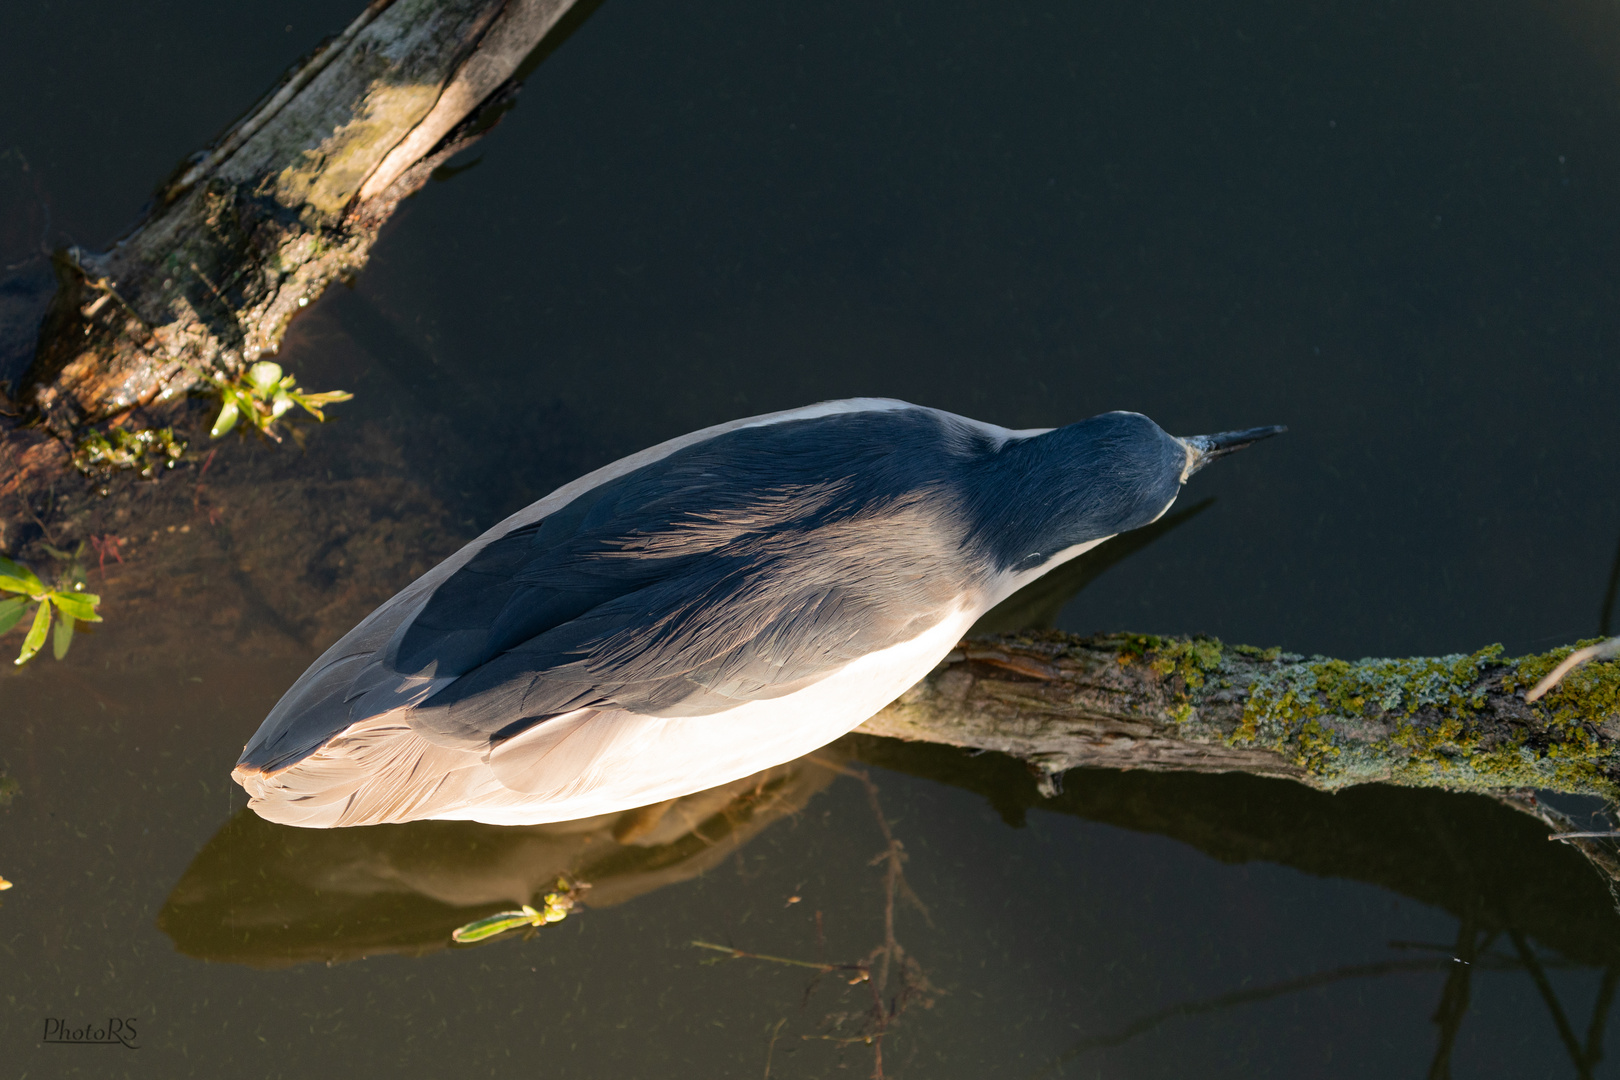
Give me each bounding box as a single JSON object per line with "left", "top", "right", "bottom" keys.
{"left": 1031, "top": 940, "right": 1616, "bottom": 1080}
{"left": 161, "top": 736, "right": 1620, "bottom": 1068}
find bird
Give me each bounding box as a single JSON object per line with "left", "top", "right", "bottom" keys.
{"left": 232, "top": 398, "right": 1282, "bottom": 828}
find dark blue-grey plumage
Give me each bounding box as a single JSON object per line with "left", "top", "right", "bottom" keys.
{"left": 235, "top": 400, "right": 1276, "bottom": 827}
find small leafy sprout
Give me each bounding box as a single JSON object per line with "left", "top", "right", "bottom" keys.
{"left": 73, "top": 427, "right": 186, "bottom": 479}
{"left": 451, "top": 878, "right": 587, "bottom": 944}
{"left": 0, "top": 550, "right": 102, "bottom": 665}
{"left": 209, "top": 361, "right": 353, "bottom": 443}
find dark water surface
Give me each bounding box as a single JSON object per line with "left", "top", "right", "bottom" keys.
{"left": 3, "top": 0, "right": 1620, "bottom": 1075}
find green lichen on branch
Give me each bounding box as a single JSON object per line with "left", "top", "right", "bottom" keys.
{"left": 1210, "top": 639, "right": 1620, "bottom": 796}
{"left": 1121, "top": 634, "right": 1226, "bottom": 723}
{"left": 1148, "top": 634, "right": 1225, "bottom": 689}
{"left": 866, "top": 631, "right": 1620, "bottom": 801}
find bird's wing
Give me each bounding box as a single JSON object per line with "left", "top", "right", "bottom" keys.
{"left": 403, "top": 409, "right": 978, "bottom": 744}
{"left": 408, "top": 491, "right": 966, "bottom": 747}
{"left": 239, "top": 405, "right": 985, "bottom": 775}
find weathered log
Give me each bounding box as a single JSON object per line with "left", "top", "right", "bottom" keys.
{"left": 860, "top": 630, "right": 1620, "bottom": 889}
{"left": 0, "top": 0, "right": 584, "bottom": 548}
{"left": 862, "top": 631, "right": 1620, "bottom": 801}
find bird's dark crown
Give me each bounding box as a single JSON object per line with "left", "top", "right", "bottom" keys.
{"left": 961, "top": 411, "right": 1188, "bottom": 573}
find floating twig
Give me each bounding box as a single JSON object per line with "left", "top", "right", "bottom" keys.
{"left": 1525, "top": 637, "right": 1620, "bottom": 702}
{"left": 691, "top": 940, "right": 864, "bottom": 976}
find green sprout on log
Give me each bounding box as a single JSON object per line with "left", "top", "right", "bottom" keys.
{"left": 208, "top": 361, "right": 352, "bottom": 443}
{"left": 73, "top": 427, "right": 186, "bottom": 479}
{"left": 0, "top": 548, "right": 101, "bottom": 665}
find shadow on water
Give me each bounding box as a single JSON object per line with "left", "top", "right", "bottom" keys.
{"left": 971, "top": 498, "right": 1214, "bottom": 636}
{"left": 847, "top": 736, "right": 1620, "bottom": 969}
{"left": 162, "top": 735, "right": 1620, "bottom": 974}
{"left": 159, "top": 757, "right": 839, "bottom": 967}
{"left": 1025, "top": 926, "right": 1620, "bottom": 1080}
{"left": 849, "top": 737, "right": 1620, "bottom": 1080}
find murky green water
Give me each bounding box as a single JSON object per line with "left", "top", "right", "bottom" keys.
{"left": 4, "top": 0, "right": 1620, "bottom": 1075}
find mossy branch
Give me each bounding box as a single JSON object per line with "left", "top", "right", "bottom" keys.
{"left": 861, "top": 632, "right": 1620, "bottom": 801}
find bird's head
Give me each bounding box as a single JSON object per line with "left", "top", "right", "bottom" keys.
{"left": 970, "top": 410, "right": 1284, "bottom": 574}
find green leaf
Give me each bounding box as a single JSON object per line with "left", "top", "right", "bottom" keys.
{"left": 270, "top": 388, "right": 295, "bottom": 419}
{"left": 0, "top": 556, "right": 44, "bottom": 595}
{"left": 211, "top": 399, "right": 240, "bottom": 438}
{"left": 52, "top": 613, "right": 74, "bottom": 660}
{"left": 15, "top": 598, "right": 50, "bottom": 665}
{"left": 451, "top": 907, "right": 543, "bottom": 943}
{"left": 49, "top": 591, "right": 101, "bottom": 622}
{"left": 247, "top": 361, "right": 283, "bottom": 395}
{"left": 293, "top": 390, "right": 354, "bottom": 422}
{"left": 0, "top": 597, "right": 24, "bottom": 634}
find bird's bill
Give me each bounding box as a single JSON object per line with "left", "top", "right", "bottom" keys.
{"left": 1180, "top": 425, "right": 1287, "bottom": 476}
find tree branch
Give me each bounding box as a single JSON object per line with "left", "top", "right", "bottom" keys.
{"left": 860, "top": 631, "right": 1620, "bottom": 802}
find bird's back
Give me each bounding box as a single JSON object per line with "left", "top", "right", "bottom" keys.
{"left": 234, "top": 400, "right": 1006, "bottom": 826}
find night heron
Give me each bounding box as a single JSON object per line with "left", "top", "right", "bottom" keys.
{"left": 233, "top": 399, "right": 1282, "bottom": 827}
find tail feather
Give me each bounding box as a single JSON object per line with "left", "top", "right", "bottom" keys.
{"left": 231, "top": 707, "right": 661, "bottom": 828}
{"left": 234, "top": 715, "right": 489, "bottom": 827}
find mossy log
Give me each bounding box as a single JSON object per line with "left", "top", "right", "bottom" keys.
{"left": 863, "top": 630, "right": 1620, "bottom": 889}
{"left": 862, "top": 631, "right": 1620, "bottom": 802}
{"left": 0, "top": 0, "right": 582, "bottom": 549}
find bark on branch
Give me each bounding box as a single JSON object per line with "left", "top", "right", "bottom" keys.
{"left": 861, "top": 631, "right": 1620, "bottom": 804}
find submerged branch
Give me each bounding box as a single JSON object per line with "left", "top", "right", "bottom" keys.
{"left": 860, "top": 632, "right": 1620, "bottom": 802}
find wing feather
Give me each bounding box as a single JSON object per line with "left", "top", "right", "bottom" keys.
{"left": 239, "top": 403, "right": 994, "bottom": 792}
